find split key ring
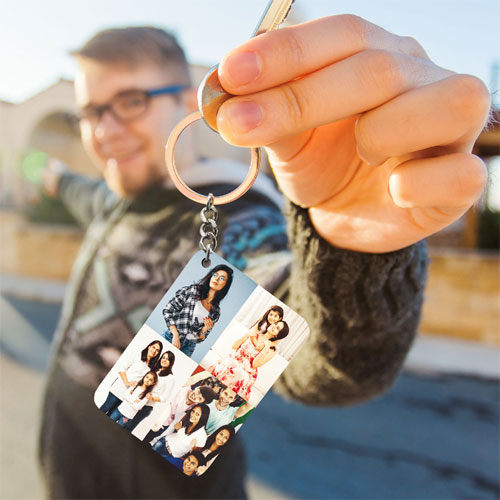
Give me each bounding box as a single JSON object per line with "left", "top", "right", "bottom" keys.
{"left": 165, "top": 110, "right": 261, "bottom": 206}
{"left": 165, "top": 0, "right": 296, "bottom": 205}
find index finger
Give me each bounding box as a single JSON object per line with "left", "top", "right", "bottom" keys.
{"left": 219, "top": 14, "right": 427, "bottom": 95}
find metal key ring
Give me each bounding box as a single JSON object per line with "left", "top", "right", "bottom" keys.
{"left": 165, "top": 111, "right": 261, "bottom": 205}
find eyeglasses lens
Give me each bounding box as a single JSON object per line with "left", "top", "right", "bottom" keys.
{"left": 112, "top": 91, "right": 148, "bottom": 120}
{"left": 79, "top": 90, "right": 148, "bottom": 125}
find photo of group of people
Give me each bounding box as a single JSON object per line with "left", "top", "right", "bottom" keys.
{"left": 95, "top": 251, "right": 309, "bottom": 475}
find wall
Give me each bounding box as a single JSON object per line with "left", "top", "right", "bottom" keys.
{"left": 0, "top": 211, "right": 82, "bottom": 281}
{"left": 420, "top": 248, "right": 499, "bottom": 345}
{"left": 1, "top": 210, "right": 498, "bottom": 345}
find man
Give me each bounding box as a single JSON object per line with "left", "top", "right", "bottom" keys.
{"left": 181, "top": 451, "right": 207, "bottom": 477}
{"left": 205, "top": 386, "right": 250, "bottom": 435}
{"left": 162, "top": 450, "right": 207, "bottom": 477}
{"left": 40, "top": 17, "right": 488, "bottom": 500}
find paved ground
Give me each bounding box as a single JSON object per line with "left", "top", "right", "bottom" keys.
{"left": 1, "top": 294, "right": 499, "bottom": 500}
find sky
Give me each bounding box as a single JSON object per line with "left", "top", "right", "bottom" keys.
{"left": 0, "top": 0, "right": 499, "bottom": 104}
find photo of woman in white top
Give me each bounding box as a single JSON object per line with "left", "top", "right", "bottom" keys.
{"left": 99, "top": 340, "right": 162, "bottom": 416}
{"left": 127, "top": 350, "right": 176, "bottom": 431}
{"left": 109, "top": 371, "right": 158, "bottom": 428}
{"left": 152, "top": 404, "right": 210, "bottom": 459}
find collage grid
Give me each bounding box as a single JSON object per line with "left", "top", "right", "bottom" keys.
{"left": 94, "top": 252, "right": 309, "bottom": 477}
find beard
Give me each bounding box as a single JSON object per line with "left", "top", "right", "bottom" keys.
{"left": 103, "top": 159, "right": 164, "bottom": 198}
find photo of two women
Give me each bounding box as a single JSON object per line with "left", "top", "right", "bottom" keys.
{"left": 201, "top": 287, "right": 310, "bottom": 406}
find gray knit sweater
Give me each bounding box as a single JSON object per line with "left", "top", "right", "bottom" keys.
{"left": 39, "top": 172, "right": 427, "bottom": 499}
{"left": 276, "top": 203, "right": 427, "bottom": 406}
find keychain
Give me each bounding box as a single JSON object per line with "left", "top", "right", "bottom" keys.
{"left": 95, "top": 0, "right": 309, "bottom": 478}
{"left": 165, "top": 0, "right": 297, "bottom": 209}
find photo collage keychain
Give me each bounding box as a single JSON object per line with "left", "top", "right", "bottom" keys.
{"left": 94, "top": 0, "right": 308, "bottom": 478}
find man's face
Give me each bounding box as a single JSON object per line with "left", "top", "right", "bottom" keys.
{"left": 219, "top": 388, "right": 236, "bottom": 406}
{"left": 75, "top": 59, "right": 190, "bottom": 197}
{"left": 182, "top": 454, "right": 199, "bottom": 475}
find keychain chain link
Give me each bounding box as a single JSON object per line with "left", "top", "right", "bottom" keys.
{"left": 200, "top": 193, "right": 218, "bottom": 266}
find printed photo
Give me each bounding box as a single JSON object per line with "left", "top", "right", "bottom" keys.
{"left": 94, "top": 255, "right": 309, "bottom": 477}
{"left": 145, "top": 368, "right": 252, "bottom": 476}
{"left": 145, "top": 251, "right": 257, "bottom": 362}
{"left": 94, "top": 324, "right": 198, "bottom": 440}
{"left": 200, "top": 287, "right": 310, "bottom": 406}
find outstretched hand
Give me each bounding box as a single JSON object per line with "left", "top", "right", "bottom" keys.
{"left": 217, "top": 15, "right": 489, "bottom": 253}
{"left": 42, "top": 158, "right": 67, "bottom": 198}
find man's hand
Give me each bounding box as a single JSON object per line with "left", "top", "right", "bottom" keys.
{"left": 196, "top": 465, "right": 207, "bottom": 476}
{"left": 42, "top": 158, "right": 67, "bottom": 198}
{"left": 217, "top": 15, "right": 489, "bottom": 253}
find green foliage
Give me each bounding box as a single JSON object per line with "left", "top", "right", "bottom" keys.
{"left": 22, "top": 150, "right": 48, "bottom": 184}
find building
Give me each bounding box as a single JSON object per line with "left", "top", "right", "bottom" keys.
{"left": 0, "top": 64, "right": 249, "bottom": 209}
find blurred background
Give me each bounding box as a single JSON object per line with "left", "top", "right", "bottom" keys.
{"left": 0, "top": 1, "right": 499, "bottom": 498}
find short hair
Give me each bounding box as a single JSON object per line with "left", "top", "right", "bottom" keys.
{"left": 71, "top": 26, "right": 191, "bottom": 84}
{"left": 185, "top": 450, "right": 206, "bottom": 468}
{"left": 218, "top": 386, "right": 241, "bottom": 408}
{"left": 198, "top": 385, "right": 217, "bottom": 404}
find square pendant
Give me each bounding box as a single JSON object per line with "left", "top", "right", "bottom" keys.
{"left": 95, "top": 251, "right": 310, "bottom": 477}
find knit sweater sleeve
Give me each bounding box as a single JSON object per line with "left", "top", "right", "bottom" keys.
{"left": 273, "top": 202, "right": 428, "bottom": 407}
{"left": 58, "top": 172, "right": 116, "bottom": 228}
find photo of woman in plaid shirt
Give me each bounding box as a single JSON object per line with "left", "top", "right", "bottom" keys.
{"left": 162, "top": 265, "right": 234, "bottom": 356}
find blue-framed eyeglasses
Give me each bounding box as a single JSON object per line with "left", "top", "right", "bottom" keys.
{"left": 212, "top": 272, "right": 227, "bottom": 283}
{"left": 76, "top": 84, "right": 190, "bottom": 125}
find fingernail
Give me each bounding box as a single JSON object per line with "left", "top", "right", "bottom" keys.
{"left": 356, "top": 144, "right": 378, "bottom": 166}
{"left": 223, "top": 52, "right": 262, "bottom": 86}
{"left": 221, "top": 100, "right": 263, "bottom": 133}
